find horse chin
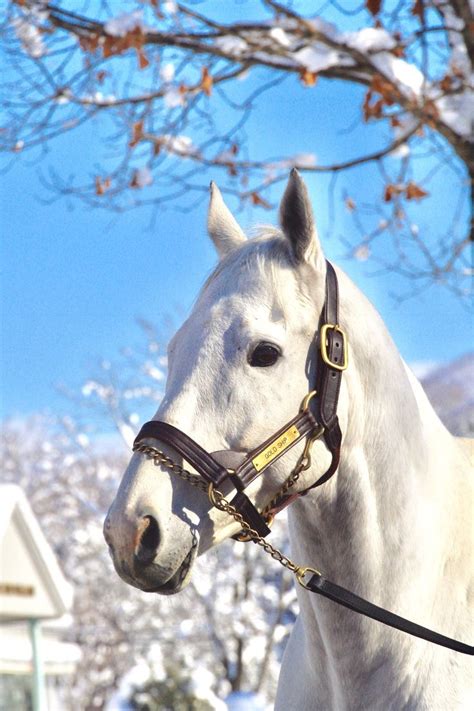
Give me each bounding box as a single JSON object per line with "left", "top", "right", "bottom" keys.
{"left": 141, "top": 540, "right": 198, "bottom": 596}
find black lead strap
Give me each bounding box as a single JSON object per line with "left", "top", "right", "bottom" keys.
{"left": 304, "top": 572, "right": 474, "bottom": 655}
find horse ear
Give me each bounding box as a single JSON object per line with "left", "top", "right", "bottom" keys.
{"left": 207, "top": 182, "right": 247, "bottom": 258}
{"left": 280, "top": 169, "right": 324, "bottom": 269}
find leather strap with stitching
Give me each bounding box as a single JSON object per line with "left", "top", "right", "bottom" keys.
{"left": 134, "top": 421, "right": 230, "bottom": 487}
{"left": 134, "top": 409, "right": 318, "bottom": 490}
{"left": 133, "top": 421, "right": 273, "bottom": 537}
{"left": 234, "top": 409, "right": 318, "bottom": 487}
{"left": 297, "top": 261, "right": 343, "bottom": 494}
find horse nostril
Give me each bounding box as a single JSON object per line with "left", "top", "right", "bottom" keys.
{"left": 135, "top": 515, "right": 161, "bottom": 565}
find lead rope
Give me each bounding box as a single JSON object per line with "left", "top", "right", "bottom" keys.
{"left": 132, "top": 441, "right": 319, "bottom": 586}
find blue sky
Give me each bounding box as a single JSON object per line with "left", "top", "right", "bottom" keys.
{"left": 1, "top": 7, "right": 471, "bottom": 422}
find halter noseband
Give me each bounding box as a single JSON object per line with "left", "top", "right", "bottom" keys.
{"left": 133, "top": 260, "right": 347, "bottom": 537}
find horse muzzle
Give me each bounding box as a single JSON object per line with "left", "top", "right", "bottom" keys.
{"left": 103, "top": 505, "right": 198, "bottom": 595}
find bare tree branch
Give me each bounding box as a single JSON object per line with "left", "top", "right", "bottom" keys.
{"left": 2, "top": 0, "right": 472, "bottom": 293}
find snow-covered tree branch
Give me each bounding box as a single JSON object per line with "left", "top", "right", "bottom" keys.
{"left": 1, "top": 0, "right": 472, "bottom": 293}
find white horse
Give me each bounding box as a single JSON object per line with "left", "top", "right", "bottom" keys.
{"left": 104, "top": 171, "right": 473, "bottom": 710}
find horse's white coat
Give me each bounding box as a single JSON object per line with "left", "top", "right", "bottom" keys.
{"left": 105, "top": 172, "right": 473, "bottom": 709}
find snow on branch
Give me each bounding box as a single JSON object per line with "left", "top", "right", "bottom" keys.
{"left": 2, "top": 0, "right": 472, "bottom": 293}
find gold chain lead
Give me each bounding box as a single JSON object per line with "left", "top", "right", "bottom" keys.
{"left": 132, "top": 440, "right": 321, "bottom": 587}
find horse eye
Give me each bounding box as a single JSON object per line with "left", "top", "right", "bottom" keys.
{"left": 248, "top": 342, "right": 281, "bottom": 367}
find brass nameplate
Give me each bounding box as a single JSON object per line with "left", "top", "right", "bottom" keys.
{"left": 252, "top": 425, "right": 300, "bottom": 472}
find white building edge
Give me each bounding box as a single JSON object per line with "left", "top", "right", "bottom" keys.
{"left": 0, "top": 484, "right": 80, "bottom": 710}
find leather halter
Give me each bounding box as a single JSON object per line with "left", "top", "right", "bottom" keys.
{"left": 134, "top": 260, "right": 345, "bottom": 537}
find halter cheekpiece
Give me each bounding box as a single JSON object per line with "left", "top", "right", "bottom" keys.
{"left": 133, "top": 260, "right": 473, "bottom": 656}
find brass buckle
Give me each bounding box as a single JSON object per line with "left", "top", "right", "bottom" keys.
{"left": 320, "top": 324, "right": 348, "bottom": 372}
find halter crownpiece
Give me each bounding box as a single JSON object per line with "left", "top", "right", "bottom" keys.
{"left": 132, "top": 260, "right": 473, "bottom": 656}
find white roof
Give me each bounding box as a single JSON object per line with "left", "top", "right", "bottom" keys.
{"left": 0, "top": 484, "right": 73, "bottom": 620}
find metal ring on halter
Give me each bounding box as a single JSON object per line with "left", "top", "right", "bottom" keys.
{"left": 207, "top": 483, "right": 223, "bottom": 510}
{"left": 299, "top": 424, "right": 325, "bottom": 471}
{"left": 207, "top": 469, "right": 236, "bottom": 511}
{"left": 300, "top": 389, "right": 317, "bottom": 412}
{"left": 295, "top": 391, "right": 326, "bottom": 473}
{"left": 233, "top": 513, "right": 275, "bottom": 543}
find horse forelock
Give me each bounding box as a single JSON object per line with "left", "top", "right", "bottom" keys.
{"left": 201, "top": 226, "right": 315, "bottom": 313}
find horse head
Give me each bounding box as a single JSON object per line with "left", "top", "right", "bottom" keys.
{"left": 104, "top": 170, "right": 348, "bottom": 594}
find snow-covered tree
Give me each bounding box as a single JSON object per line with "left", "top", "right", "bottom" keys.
{"left": 1, "top": 0, "right": 472, "bottom": 294}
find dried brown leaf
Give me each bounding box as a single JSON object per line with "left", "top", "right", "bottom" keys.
{"left": 299, "top": 69, "right": 318, "bottom": 87}
{"left": 129, "top": 120, "right": 144, "bottom": 148}
{"left": 250, "top": 192, "right": 272, "bottom": 209}
{"left": 95, "top": 176, "right": 111, "bottom": 195}
{"left": 391, "top": 45, "right": 405, "bottom": 58}
{"left": 366, "top": 0, "right": 382, "bottom": 16}
{"left": 79, "top": 33, "right": 100, "bottom": 52}
{"left": 405, "top": 181, "right": 429, "bottom": 200}
{"left": 411, "top": 0, "right": 424, "bottom": 21}
{"left": 371, "top": 74, "right": 397, "bottom": 103}
{"left": 439, "top": 74, "right": 453, "bottom": 92}
{"left": 384, "top": 183, "right": 402, "bottom": 202}
{"left": 136, "top": 48, "right": 150, "bottom": 70}
{"left": 423, "top": 99, "right": 440, "bottom": 123}
{"left": 201, "top": 67, "right": 213, "bottom": 96}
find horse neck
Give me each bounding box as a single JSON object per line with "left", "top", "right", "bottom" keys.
{"left": 288, "top": 274, "right": 460, "bottom": 676}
